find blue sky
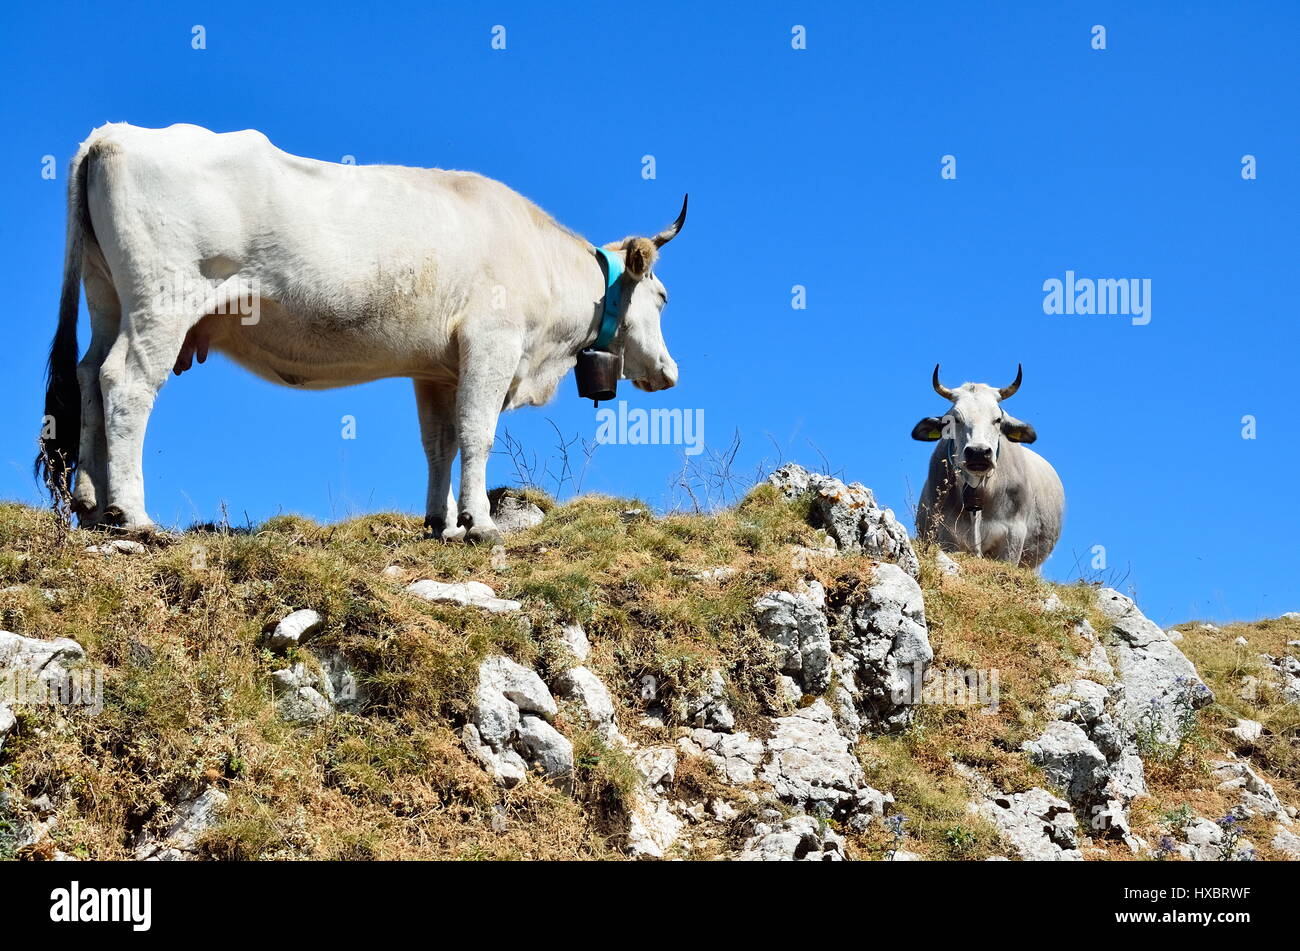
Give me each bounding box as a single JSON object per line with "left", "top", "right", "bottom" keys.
{"left": 1, "top": 2, "right": 1296, "bottom": 624}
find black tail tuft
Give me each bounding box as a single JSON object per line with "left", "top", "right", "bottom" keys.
{"left": 36, "top": 146, "right": 90, "bottom": 497}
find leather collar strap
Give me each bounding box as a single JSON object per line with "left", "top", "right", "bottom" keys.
{"left": 591, "top": 246, "right": 625, "bottom": 351}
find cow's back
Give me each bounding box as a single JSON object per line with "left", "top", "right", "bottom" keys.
{"left": 81, "top": 123, "right": 579, "bottom": 386}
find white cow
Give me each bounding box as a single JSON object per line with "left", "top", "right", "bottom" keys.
{"left": 911, "top": 365, "right": 1064, "bottom": 569}
{"left": 37, "top": 123, "right": 686, "bottom": 543}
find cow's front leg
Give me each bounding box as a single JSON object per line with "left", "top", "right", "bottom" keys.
{"left": 414, "top": 380, "right": 464, "bottom": 541}
{"left": 454, "top": 333, "right": 522, "bottom": 546}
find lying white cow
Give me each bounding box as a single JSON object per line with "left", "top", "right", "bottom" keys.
{"left": 911, "top": 365, "right": 1064, "bottom": 569}
{"left": 38, "top": 123, "right": 686, "bottom": 543}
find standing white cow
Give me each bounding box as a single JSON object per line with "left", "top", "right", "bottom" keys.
{"left": 37, "top": 123, "right": 686, "bottom": 543}
{"left": 911, "top": 365, "right": 1064, "bottom": 569}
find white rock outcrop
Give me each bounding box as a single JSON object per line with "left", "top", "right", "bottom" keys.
{"left": 1096, "top": 588, "right": 1213, "bottom": 744}
{"left": 462, "top": 656, "right": 572, "bottom": 789}
{"left": 134, "top": 788, "right": 229, "bottom": 861}
{"left": 760, "top": 699, "right": 889, "bottom": 828}
{"left": 829, "top": 562, "right": 933, "bottom": 734}
{"left": 755, "top": 590, "right": 831, "bottom": 695}
{"left": 1212, "top": 759, "right": 1291, "bottom": 823}
{"left": 1, "top": 631, "right": 90, "bottom": 750}
{"left": 270, "top": 663, "right": 334, "bottom": 724}
{"left": 553, "top": 665, "right": 618, "bottom": 739}
{"left": 677, "top": 729, "right": 764, "bottom": 785}
{"left": 0, "top": 630, "right": 87, "bottom": 691}
{"left": 407, "top": 579, "right": 521, "bottom": 613}
{"left": 975, "top": 788, "right": 1083, "bottom": 861}
{"left": 266, "top": 609, "right": 322, "bottom": 651}
{"left": 684, "top": 669, "right": 736, "bottom": 732}
{"left": 738, "top": 815, "right": 845, "bottom": 861}
{"left": 490, "top": 491, "right": 546, "bottom": 534}
{"left": 768, "top": 463, "right": 919, "bottom": 577}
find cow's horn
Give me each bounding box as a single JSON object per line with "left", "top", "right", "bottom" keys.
{"left": 652, "top": 194, "right": 689, "bottom": 248}
{"left": 932, "top": 364, "right": 955, "bottom": 401}
{"left": 998, "top": 364, "right": 1023, "bottom": 401}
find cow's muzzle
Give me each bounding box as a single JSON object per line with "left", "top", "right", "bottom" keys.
{"left": 633, "top": 362, "right": 678, "bottom": 393}
{"left": 963, "top": 445, "right": 994, "bottom": 473}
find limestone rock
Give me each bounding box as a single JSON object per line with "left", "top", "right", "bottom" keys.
{"left": 0, "top": 630, "right": 87, "bottom": 693}
{"left": 1096, "top": 588, "right": 1213, "bottom": 744}
{"left": 760, "top": 699, "right": 889, "bottom": 826}
{"left": 677, "top": 729, "right": 764, "bottom": 785}
{"left": 626, "top": 795, "right": 683, "bottom": 860}
{"left": 553, "top": 665, "right": 618, "bottom": 738}
{"left": 270, "top": 663, "right": 333, "bottom": 724}
{"left": 559, "top": 622, "right": 590, "bottom": 663}
{"left": 134, "top": 788, "right": 229, "bottom": 860}
{"left": 1174, "top": 817, "right": 1255, "bottom": 862}
{"left": 976, "top": 788, "right": 1082, "bottom": 861}
{"left": 84, "top": 538, "right": 147, "bottom": 556}
{"left": 685, "top": 669, "right": 736, "bottom": 732}
{"left": 737, "top": 815, "right": 845, "bottom": 861}
{"left": 490, "top": 491, "right": 545, "bottom": 534}
{"left": 463, "top": 656, "right": 570, "bottom": 789}
{"left": 1227, "top": 718, "right": 1263, "bottom": 748}
{"left": 266, "top": 609, "right": 322, "bottom": 651}
{"left": 1212, "top": 759, "right": 1291, "bottom": 823}
{"left": 1048, "top": 679, "right": 1110, "bottom": 724}
{"left": 767, "top": 463, "right": 919, "bottom": 577}
{"left": 1262, "top": 653, "right": 1300, "bottom": 704}
{"left": 830, "top": 562, "right": 933, "bottom": 733}
{"left": 755, "top": 590, "right": 831, "bottom": 694}
{"left": 1271, "top": 825, "right": 1300, "bottom": 859}
{"left": 516, "top": 715, "right": 574, "bottom": 787}
{"left": 1022, "top": 721, "right": 1108, "bottom": 807}
{"left": 319, "top": 651, "right": 367, "bottom": 713}
{"left": 1073, "top": 619, "right": 1114, "bottom": 678}
{"left": 633, "top": 746, "right": 678, "bottom": 792}
{"left": 406, "top": 579, "right": 521, "bottom": 613}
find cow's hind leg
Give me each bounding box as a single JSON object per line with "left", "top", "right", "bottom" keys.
{"left": 71, "top": 262, "right": 121, "bottom": 526}
{"left": 414, "top": 380, "right": 465, "bottom": 542}
{"left": 98, "top": 302, "right": 187, "bottom": 531}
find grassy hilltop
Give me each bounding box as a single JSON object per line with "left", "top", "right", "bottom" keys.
{"left": 0, "top": 487, "right": 1296, "bottom": 860}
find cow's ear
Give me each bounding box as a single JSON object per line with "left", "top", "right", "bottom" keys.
{"left": 619, "top": 237, "right": 659, "bottom": 280}
{"left": 1001, "top": 416, "right": 1037, "bottom": 443}
{"left": 911, "top": 417, "right": 945, "bottom": 441}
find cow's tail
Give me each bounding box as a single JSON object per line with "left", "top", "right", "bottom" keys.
{"left": 36, "top": 141, "right": 94, "bottom": 497}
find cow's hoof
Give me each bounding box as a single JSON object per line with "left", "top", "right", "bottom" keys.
{"left": 100, "top": 504, "right": 126, "bottom": 528}
{"left": 465, "top": 525, "right": 503, "bottom": 546}
{"left": 424, "top": 517, "right": 466, "bottom": 543}
{"left": 72, "top": 498, "right": 102, "bottom": 528}
{"left": 101, "top": 505, "right": 157, "bottom": 535}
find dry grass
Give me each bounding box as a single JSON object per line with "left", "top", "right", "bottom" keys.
{"left": 0, "top": 488, "right": 819, "bottom": 860}
{"left": 1, "top": 493, "right": 1294, "bottom": 861}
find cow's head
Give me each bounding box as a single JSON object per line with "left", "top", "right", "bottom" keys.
{"left": 911, "top": 365, "right": 1037, "bottom": 476}
{"left": 605, "top": 195, "right": 687, "bottom": 392}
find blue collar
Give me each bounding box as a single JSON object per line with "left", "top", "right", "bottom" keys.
{"left": 591, "top": 246, "right": 625, "bottom": 351}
